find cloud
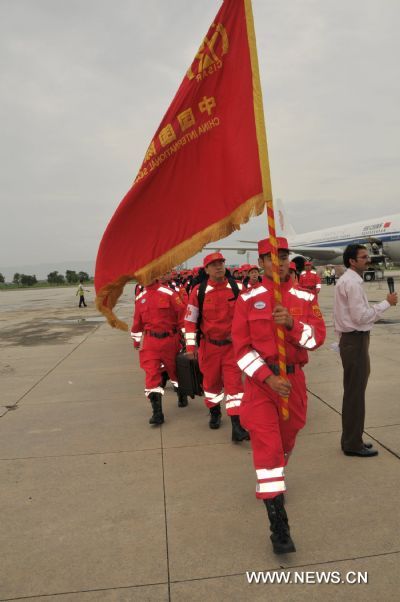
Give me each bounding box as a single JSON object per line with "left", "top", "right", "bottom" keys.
{"left": 0, "top": 0, "right": 399, "bottom": 267}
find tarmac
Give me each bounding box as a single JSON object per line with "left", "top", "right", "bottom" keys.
{"left": 1, "top": 279, "right": 399, "bottom": 601}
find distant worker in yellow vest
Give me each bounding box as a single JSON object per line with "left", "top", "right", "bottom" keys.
{"left": 323, "top": 267, "right": 331, "bottom": 285}
{"left": 76, "top": 280, "right": 89, "bottom": 307}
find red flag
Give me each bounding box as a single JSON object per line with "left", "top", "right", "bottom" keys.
{"left": 95, "top": 0, "right": 273, "bottom": 329}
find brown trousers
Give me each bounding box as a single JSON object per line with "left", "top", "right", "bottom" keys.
{"left": 339, "top": 331, "right": 370, "bottom": 451}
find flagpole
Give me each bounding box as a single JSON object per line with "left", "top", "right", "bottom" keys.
{"left": 244, "top": 0, "right": 289, "bottom": 420}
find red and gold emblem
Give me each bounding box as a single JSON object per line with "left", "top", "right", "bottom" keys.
{"left": 187, "top": 22, "right": 229, "bottom": 81}
{"left": 312, "top": 305, "right": 322, "bottom": 319}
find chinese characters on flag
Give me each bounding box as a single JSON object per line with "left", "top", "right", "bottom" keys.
{"left": 95, "top": 0, "right": 273, "bottom": 329}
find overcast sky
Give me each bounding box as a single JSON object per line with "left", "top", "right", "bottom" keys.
{"left": 1, "top": 0, "right": 399, "bottom": 271}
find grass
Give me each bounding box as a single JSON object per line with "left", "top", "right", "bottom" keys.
{"left": 0, "top": 281, "right": 94, "bottom": 290}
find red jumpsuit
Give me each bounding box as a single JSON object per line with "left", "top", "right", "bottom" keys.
{"left": 298, "top": 270, "right": 321, "bottom": 294}
{"left": 131, "top": 282, "right": 186, "bottom": 397}
{"left": 173, "top": 282, "right": 189, "bottom": 305}
{"left": 184, "top": 279, "right": 244, "bottom": 416}
{"left": 232, "top": 278, "right": 326, "bottom": 499}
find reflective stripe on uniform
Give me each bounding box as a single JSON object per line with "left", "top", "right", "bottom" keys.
{"left": 256, "top": 467, "right": 285, "bottom": 480}
{"left": 256, "top": 465, "right": 286, "bottom": 494}
{"left": 185, "top": 332, "right": 197, "bottom": 344}
{"left": 226, "top": 400, "right": 241, "bottom": 409}
{"left": 256, "top": 481, "right": 286, "bottom": 494}
{"left": 237, "top": 350, "right": 265, "bottom": 377}
{"left": 244, "top": 358, "right": 265, "bottom": 377}
{"left": 225, "top": 392, "right": 243, "bottom": 409}
{"left": 158, "top": 286, "right": 174, "bottom": 296}
{"left": 289, "top": 287, "right": 315, "bottom": 302}
{"left": 204, "top": 391, "right": 224, "bottom": 404}
{"left": 241, "top": 286, "right": 268, "bottom": 302}
{"left": 237, "top": 350, "right": 259, "bottom": 370}
{"left": 227, "top": 392, "right": 243, "bottom": 400}
{"left": 299, "top": 321, "right": 317, "bottom": 349}
{"left": 145, "top": 386, "right": 164, "bottom": 396}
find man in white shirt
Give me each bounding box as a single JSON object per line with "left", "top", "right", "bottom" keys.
{"left": 333, "top": 244, "right": 397, "bottom": 457}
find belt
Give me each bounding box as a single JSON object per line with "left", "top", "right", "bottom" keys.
{"left": 343, "top": 330, "right": 370, "bottom": 336}
{"left": 267, "top": 364, "right": 295, "bottom": 375}
{"left": 207, "top": 338, "right": 232, "bottom": 346}
{"left": 145, "top": 330, "right": 176, "bottom": 339}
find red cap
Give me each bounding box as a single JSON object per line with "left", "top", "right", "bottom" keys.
{"left": 258, "top": 236, "right": 289, "bottom": 256}
{"left": 289, "top": 261, "right": 297, "bottom": 270}
{"left": 248, "top": 265, "right": 260, "bottom": 272}
{"left": 203, "top": 252, "right": 226, "bottom": 267}
{"left": 240, "top": 263, "right": 251, "bottom": 270}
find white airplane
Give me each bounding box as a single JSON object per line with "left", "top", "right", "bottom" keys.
{"left": 207, "top": 209, "right": 400, "bottom": 266}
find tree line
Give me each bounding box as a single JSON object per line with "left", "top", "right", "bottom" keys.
{"left": 0, "top": 271, "right": 91, "bottom": 286}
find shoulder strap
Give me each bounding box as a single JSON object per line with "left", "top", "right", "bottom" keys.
{"left": 195, "top": 279, "right": 210, "bottom": 343}
{"left": 227, "top": 277, "right": 240, "bottom": 299}
{"left": 197, "top": 279, "right": 208, "bottom": 322}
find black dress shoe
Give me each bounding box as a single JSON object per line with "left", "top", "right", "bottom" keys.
{"left": 343, "top": 447, "right": 378, "bottom": 457}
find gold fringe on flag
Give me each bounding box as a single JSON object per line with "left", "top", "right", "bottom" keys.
{"left": 95, "top": 192, "right": 266, "bottom": 330}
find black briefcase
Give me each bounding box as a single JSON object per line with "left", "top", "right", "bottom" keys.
{"left": 176, "top": 352, "right": 203, "bottom": 398}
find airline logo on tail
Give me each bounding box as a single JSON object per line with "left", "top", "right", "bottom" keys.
{"left": 362, "top": 222, "right": 391, "bottom": 234}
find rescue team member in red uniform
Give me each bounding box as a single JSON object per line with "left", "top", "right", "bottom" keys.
{"left": 158, "top": 271, "right": 189, "bottom": 388}
{"left": 184, "top": 252, "right": 249, "bottom": 442}
{"left": 247, "top": 265, "right": 261, "bottom": 288}
{"left": 289, "top": 261, "right": 298, "bottom": 284}
{"left": 232, "top": 237, "right": 326, "bottom": 554}
{"left": 299, "top": 261, "right": 321, "bottom": 294}
{"left": 240, "top": 263, "right": 251, "bottom": 288}
{"left": 131, "top": 280, "right": 187, "bottom": 425}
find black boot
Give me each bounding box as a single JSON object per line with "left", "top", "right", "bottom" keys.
{"left": 178, "top": 391, "right": 188, "bottom": 407}
{"left": 209, "top": 404, "right": 221, "bottom": 429}
{"left": 148, "top": 392, "right": 164, "bottom": 425}
{"left": 264, "top": 494, "right": 296, "bottom": 554}
{"left": 230, "top": 415, "right": 250, "bottom": 442}
{"left": 174, "top": 386, "right": 188, "bottom": 408}
{"left": 160, "top": 371, "right": 169, "bottom": 388}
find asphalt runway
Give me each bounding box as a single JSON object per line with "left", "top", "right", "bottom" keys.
{"left": 1, "top": 281, "right": 399, "bottom": 601}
